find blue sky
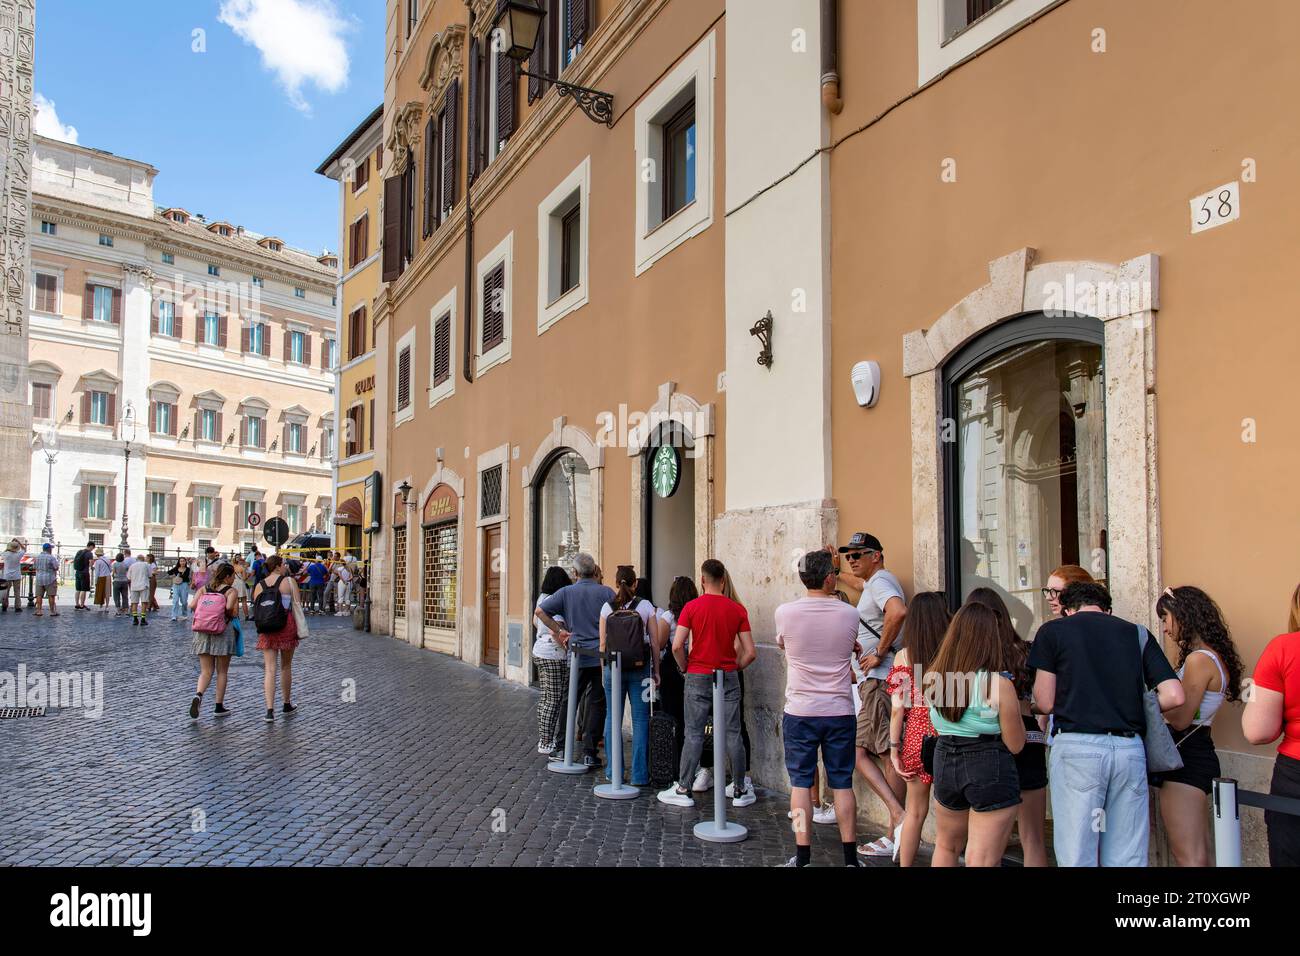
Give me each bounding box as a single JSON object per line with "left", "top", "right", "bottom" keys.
{"left": 34, "top": 0, "right": 384, "bottom": 254}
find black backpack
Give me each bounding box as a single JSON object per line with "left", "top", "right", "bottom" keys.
{"left": 605, "top": 600, "right": 648, "bottom": 668}
{"left": 73, "top": 549, "right": 90, "bottom": 572}
{"left": 253, "top": 575, "right": 289, "bottom": 633}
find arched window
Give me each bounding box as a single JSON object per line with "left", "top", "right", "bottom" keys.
{"left": 943, "top": 313, "right": 1107, "bottom": 635}
{"left": 532, "top": 449, "right": 593, "bottom": 592}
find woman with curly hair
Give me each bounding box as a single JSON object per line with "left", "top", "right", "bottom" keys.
{"left": 1152, "top": 585, "right": 1244, "bottom": 866}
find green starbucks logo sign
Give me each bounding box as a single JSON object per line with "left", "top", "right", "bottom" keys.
{"left": 651, "top": 445, "right": 681, "bottom": 498}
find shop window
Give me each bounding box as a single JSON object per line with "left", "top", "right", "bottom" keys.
{"left": 393, "top": 525, "right": 407, "bottom": 620}
{"left": 421, "top": 521, "right": 458, "bottom": 630}
{"left": 533, "top": 450, "right": 593, "bottom": 585}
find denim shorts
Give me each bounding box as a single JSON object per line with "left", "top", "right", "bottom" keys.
{"left": 933, "top": 735, "right": 1022, "bottom": 812}
{"left": 783, "top": 713, "right": 856, "bottom": 790}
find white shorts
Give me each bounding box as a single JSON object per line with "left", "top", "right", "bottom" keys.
{"left": 129, "top": 588, "right": 148, "bottom": 604}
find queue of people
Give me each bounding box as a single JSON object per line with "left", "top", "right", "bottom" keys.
{"left": 529, "top": 533, "right": 1300, "bottom": 867}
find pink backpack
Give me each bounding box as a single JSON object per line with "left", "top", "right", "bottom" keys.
{"left": 192, "top": 586, "right": 230, "bottom": 634}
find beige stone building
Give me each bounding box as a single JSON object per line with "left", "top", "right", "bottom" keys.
{"left": 28, "top": 135, "right": 336, "bottom": 557}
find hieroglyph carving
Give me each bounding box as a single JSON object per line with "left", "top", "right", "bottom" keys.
{"left": 1, "top": 0, "right": 36, "bottom": 337}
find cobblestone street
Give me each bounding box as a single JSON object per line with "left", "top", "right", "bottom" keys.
{"left": 0, "top": 602, "right": 888, "bottom": 867}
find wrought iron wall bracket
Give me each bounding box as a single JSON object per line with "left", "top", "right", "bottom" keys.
{"left": 750, "top": 311, "right": 774, "bottom": 369}
{"left": 521, "top": 69, "right": 614, "bottom": 127}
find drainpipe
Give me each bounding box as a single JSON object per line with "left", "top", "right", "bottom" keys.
{"left": 463, "top": 0, "right": 476, "bottom": 384}
{"left": 820, "top": 0, "right": 843, "bottom": 114}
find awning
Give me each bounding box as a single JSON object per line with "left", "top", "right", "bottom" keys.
{"left": 333, "top": 496, "right": 362, "bottom": 526}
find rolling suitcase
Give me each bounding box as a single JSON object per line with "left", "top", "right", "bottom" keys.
{"left": 648, "top": 690, "right": 678, "bottom": 788}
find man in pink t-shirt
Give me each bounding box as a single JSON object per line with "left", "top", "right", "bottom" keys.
{"left": 774, "top": 548, "right": 863, "bottom": 867}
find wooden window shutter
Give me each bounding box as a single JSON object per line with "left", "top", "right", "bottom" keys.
{"left": 241, "top": 325, "right": 249, "bottom": 354}
{"left": 443, "top": 80, "right": 459, "bottom": 209}
{"left": 569, "top": 0, "right": 590, "bottom": 47}
{"left": 169, "top": 404, "right": 178, "bottom": 436}
{"left": 303, "top": 334, "right": 312, "bottom": 367}
{"left": 82, "top": 284, "right": 94, "bottom": 321}
{"left": 111, "top": 288, "right": 122, "bottom": 324}
{"left": 188, "top": 500, "right": 194, "bottom": 530}
{"left": 174, "top": 306, "right": 184, "bottom": 342}
{"left": 149, "top": 401, "right": 157, "bottom": 432}
{"left": 359, "top": 307, "right": 368, "bottom": 354}
{"left": 81, "top": 391, "right": 91, "bottom": 424}
{"left": 282, "top": 327, "right": 291, "bottom": 362}
{"left": 359, "top": 214, "right": 369, "bottom": 261}
{"left": 107, "top": 486, "right": 116, "bottom": 522}
{"left": 80, "top": 486, "right": 89, "bottom": 520}
{"left": 260, "top": 324, "right": 270, "bottom": 357}
{"left": 107, "top": 392, "right": 117, "bottom": 428}
{"left": 214, "top": 497, "right": 222, "bottom": 530}
{"left": 216, "top": 412, "right": 224, "bottom": 442}
{"left": 423, "top": 117, "right": 436, "bottom": 238}
{"left": 369, "top": 399, "right": 375, "bottom": 450}
{"left": 167, "top": 494, "right": 177, "bottom": 524}
{"left": 528, "top": 2, "right": 549, "bottom": 102}
{"left": 240, "top": 416, "right": 248, "bottom": 446}
{"left": 483, "top": 263, "right": 505, "bottom": 351}
{"left": 282, "top": 423, "right": 288, "bottom": 452}
{"left": 193, "top": 411, "right": 200, "bottom": 440}
{"left": 434, "top": 313, "right": 451, "bottom": 385}
{"left": 496, "top": 49, "right": 516, "bottom": 145}
{"left": 397, "top": 347, "right": 411, "bottom": 410}
{"left": 382, "top": 175, "right": 403, "bottom": 281}
{"left": 150, "top": 301, "right": 158, "bottom": 335}
{"left": 467, "top": 37, "right": 481, "bottom": 185}
{"left": 218, "top": 315, "right": 228, "bottom": 348}
{"left": 195, "top": 313, "right": 205, "bottom": 344}
{"left": 357, "top": 404, "right": 365, "bottom": 452}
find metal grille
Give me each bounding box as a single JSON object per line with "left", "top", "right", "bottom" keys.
{"left": 393, "top": 525, "right": 407, "bottom": 620}
{"left": 0, "top": 708, "right": 46, "bottom": 719}
{"left": 480, "top": 464, "right": 502, "bottom": 519}
{"left": 422, "top": 521, "right": 458, "bottom": 630}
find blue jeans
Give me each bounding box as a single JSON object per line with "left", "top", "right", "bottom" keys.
{"left": 1049, "top": 732, "right": 1150, "bottom": 866}
{"left": 171, "top": 582, "right": 190, "bottom": 618}
{"left": 603, "top": 660, "right": 651, "bottom": 786}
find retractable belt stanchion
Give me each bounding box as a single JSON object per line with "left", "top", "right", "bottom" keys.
{"left": 594, "top": 650, "right": 639, "bottom": 800}
{"left": 694, "top": 668, "right": 747, "bottom": 843}
{"left": 1212, "top": 778, "right": 1242, "bottom": 867}
{"left": 547, "top": 647, "right": 589, "bottom": 775}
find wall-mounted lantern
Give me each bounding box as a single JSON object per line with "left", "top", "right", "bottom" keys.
{"left": 496, "top": 0, "right": 614, "bottom": 127}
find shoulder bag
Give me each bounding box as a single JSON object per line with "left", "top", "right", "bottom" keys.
{"left": 1137, "top": 625, "right": 1183, "bottom": 773}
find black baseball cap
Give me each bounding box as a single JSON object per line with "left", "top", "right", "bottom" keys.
{"left": 838, "top": 532, "right": 883, "bottom": 554}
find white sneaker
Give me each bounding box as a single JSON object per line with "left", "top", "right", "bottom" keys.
{"left": 723, "top": 775, "right": 753, "bottom": 798}
{"left": 536, "top": 740, "right": 554, "bottom": 755}
{"left": 691, "top": 767, "right": 714, "bottom": 792}
{"left": 657, "top": 783, "right": 694, "bottom": 808}
{"left": 731, "top": 781, "right": 757, "bottom": 808}
{"left": 813, "top": 804, "right": 838, "bottom": 826}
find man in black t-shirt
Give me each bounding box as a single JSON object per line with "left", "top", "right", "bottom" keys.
{"left": 72, "top": 541, "right": 95, "bottom": 609}
{"left": 1029, "top": 582, "right": 1183, "bottom": 867}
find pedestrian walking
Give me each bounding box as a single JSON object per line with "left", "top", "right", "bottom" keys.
{"left": 967, "top": 586, "right": 1049, "bottom": 867}
{"left": 837, "top": 531, "right": 909, "bottom": 858}
{"left": 657, "top": 559, "right": 757, "bottom": 809}
{"left": 927, "top": 602, "right": 1027, "bottom": 867}
{"left": 1242, "top": 582, "right": 1300, "bottom": 866}
{"left": 111, "top": 552, "right": 130, "bottom": 615}
{"left": 33, "top": 543, "right": 61, "bottom": 617}
{"left": 597, "top": 565, "right": 656, "bottom": 787}
{"left": 1150, "top": 585, "right": 1244, "bottom": 866}
{"left": 127, "top": 554, "right": 152, "bottom": 626}
{"left": 533, "top": 565, "right": 573, "bottom": 755}
{"left": 146, "top": 553, "right": 160, "bottom": 613}
{"left": 168, "top": 557, "right": 192, "bottom": 621}
{"left": 775, "top": 548, "right": 863, "bottom": 867}
{"left": 72, "top": 540, "right": 94, "bottom": 609}
{"left": 187, "top": 562, "right": 238, "bottom": 719}
{"left": 231, "top": 556, "right": 250, "bottom": 620}
{"left": 1029, "top": 581, "right": 1184, "bottom": 866}
{"left": 251, "top": 554, "right": 304, "bottom": 723}
{"left": 1, "top": 538, "right": 24, "bottom": 612}
{"left": 886, "top": 590, "right": 951, "bottom": 866}
{"left": 92, "top": 548, "right": 110, "bottom": 612}
{"left": 192, "top": 546, "right": 217, "bottom": 592}
{"left": 305, "top": 558, "right": 327, "bottom": 614}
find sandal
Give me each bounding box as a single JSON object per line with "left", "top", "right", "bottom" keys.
{"left": 857, "top": 835, "right": 896, "bottom": 857}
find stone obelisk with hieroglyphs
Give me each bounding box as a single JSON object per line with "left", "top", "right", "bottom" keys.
{"left": 0, "top": 0, "right": 38, "bottom": 540}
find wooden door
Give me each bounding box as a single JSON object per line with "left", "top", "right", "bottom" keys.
{"left": 483, "top": 525, "right": 502, "bottom": 666}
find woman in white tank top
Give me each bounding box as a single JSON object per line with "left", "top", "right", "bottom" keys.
{"left": 1152, "top": 586, "right": 1245, "bottom": 866}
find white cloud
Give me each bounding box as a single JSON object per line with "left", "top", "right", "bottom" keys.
{"left": 218, "top": 0, "right": 352, "bottom": 114}
{"left": 33, "top": 93, "right": 79, "bottom": 144}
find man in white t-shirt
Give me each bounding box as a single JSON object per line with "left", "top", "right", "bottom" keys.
{"left": 126, "top": 556, "right": 152, "bottom": 628}
{"left": 836, "top": 531, "right": 909, "bottom": 857}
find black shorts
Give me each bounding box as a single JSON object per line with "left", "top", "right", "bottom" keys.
{"left": 75, "top": 570, "right": 91, "bottom": 592}
{"left": 933, "top": 735, "right": 1021, "bottom": 813}
{"left": 1150, "top": 725, "right": 1220, "bottom": 794}
{"left": 1267, "top": 753, "right": 1300, "bottom": 867}
{"left": 1015, "top": 715, "right": 1048, "bottom": 791}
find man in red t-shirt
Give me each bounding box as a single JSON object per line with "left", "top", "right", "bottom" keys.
{"left": 657, "top": 559, "right": 757, "bottom": 808}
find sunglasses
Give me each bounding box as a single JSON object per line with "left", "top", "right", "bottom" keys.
{"left": 845, "top": 550, "right": 878, "bottom": 561}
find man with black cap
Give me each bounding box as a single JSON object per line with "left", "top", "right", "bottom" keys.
{"left": 836, "top": 532, "right": 909, "bottom": 857}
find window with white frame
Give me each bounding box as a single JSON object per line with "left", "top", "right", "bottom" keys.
{"left": 40, "top": 220, "right": 56, "bottom": 236}
{"left": 90, "top": 391, "right": 110, "bottom": 426}
{"left": 286, "top": 422, "right": 306, "bottom": 454}
{"left": 475, "top": 232, "right": 513, "bottom": 376}
{"left": 241, "top": 498, "right": 261, "bottom": 528}
{"left": 92, "top": 285, "right": 115, "bottom": 323}
{"left": 919, "top": 0, "right": 1057, "bottom": 86}
{"left": 196, "top": 496, "right": 215, "bottom": 528}
{"left": 634, "top": 32, "right": 715, "bottom": 276}
{"left": 200, "top": 408, "right": 219, "bottom": 442}
{"left": 156, "top": 300, "right": 176, "bottom": 336}
{"left": 246, "top": 415, "right": 264, "bottom": 448}
{"left": 149, "top": 491, "right": 168, "bottom": 524}
{"left": 286, "top": 504, "right": 303, "bottom": 534}
{"left": 394, "top": 327, "right": 415, "bottom": 425}
{"left": 98, "top": 234, "right": 113, "bottom": 247}
{"left": 203, "top": 312, "right": 221, "bottom": 346}
{"left": 247, "top": 321, "right": 266, "bottom": 356}
{"left": 537, "top": 158, "right": 590, "bottom": 333}
{"left": 289, "top": 330, "right": 306, "bottom": 364}
{"left": 428, "top": 288, "right": 457, "bottom": 407}
{"left": 154, "top": 401, "right": 172, "bottom": 435}
{"left": 162, "top": 252, "right": 175, "bottom": 265}
{"left": 86, "top": 485, "right": 108, "bottom": 520}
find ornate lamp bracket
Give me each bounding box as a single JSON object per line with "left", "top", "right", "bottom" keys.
{"left": 521, "top": 69, "right": 613, "bottom": 127}
{"left": 750, "top": 311, "right": 774, "bottom": 369}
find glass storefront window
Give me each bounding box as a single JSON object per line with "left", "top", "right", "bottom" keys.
{"left": 535, "top": 451, "right": 593, "bottom": 584}
{"left": 950, "top": 328, "right": 1107, "bottom": 637}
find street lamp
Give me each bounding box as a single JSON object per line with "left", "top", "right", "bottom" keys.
{"left": 34, "top": 423, "right": 59, "bottom": 545}
{"left": 118, "top": 403, "right": 137, "bottom": 551}
{"left": 494, "top": 0, "right": 614, "bottom": 127}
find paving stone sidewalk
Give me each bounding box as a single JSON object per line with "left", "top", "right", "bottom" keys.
{"left": 0, "top": 601, "right": 891, "bottom": 866}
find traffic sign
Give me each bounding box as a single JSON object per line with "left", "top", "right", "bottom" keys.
{"left": 263, "top": 517, "right": 289, "bottom": 547}
{"left": 247, "top": 512, "right": 262, "bottom": 528}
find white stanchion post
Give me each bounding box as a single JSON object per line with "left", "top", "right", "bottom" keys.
{"left": 694, "top": 668, "right": 747, "bottom": 843}
{"left": 547, "top": 649, "right": 588, "bottom": 775}
{"left": 595, "top": 651, "right": 639, "bottom": 799}
{"left": 1213, "top": 777, "right": 1241, "bottom": 867}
